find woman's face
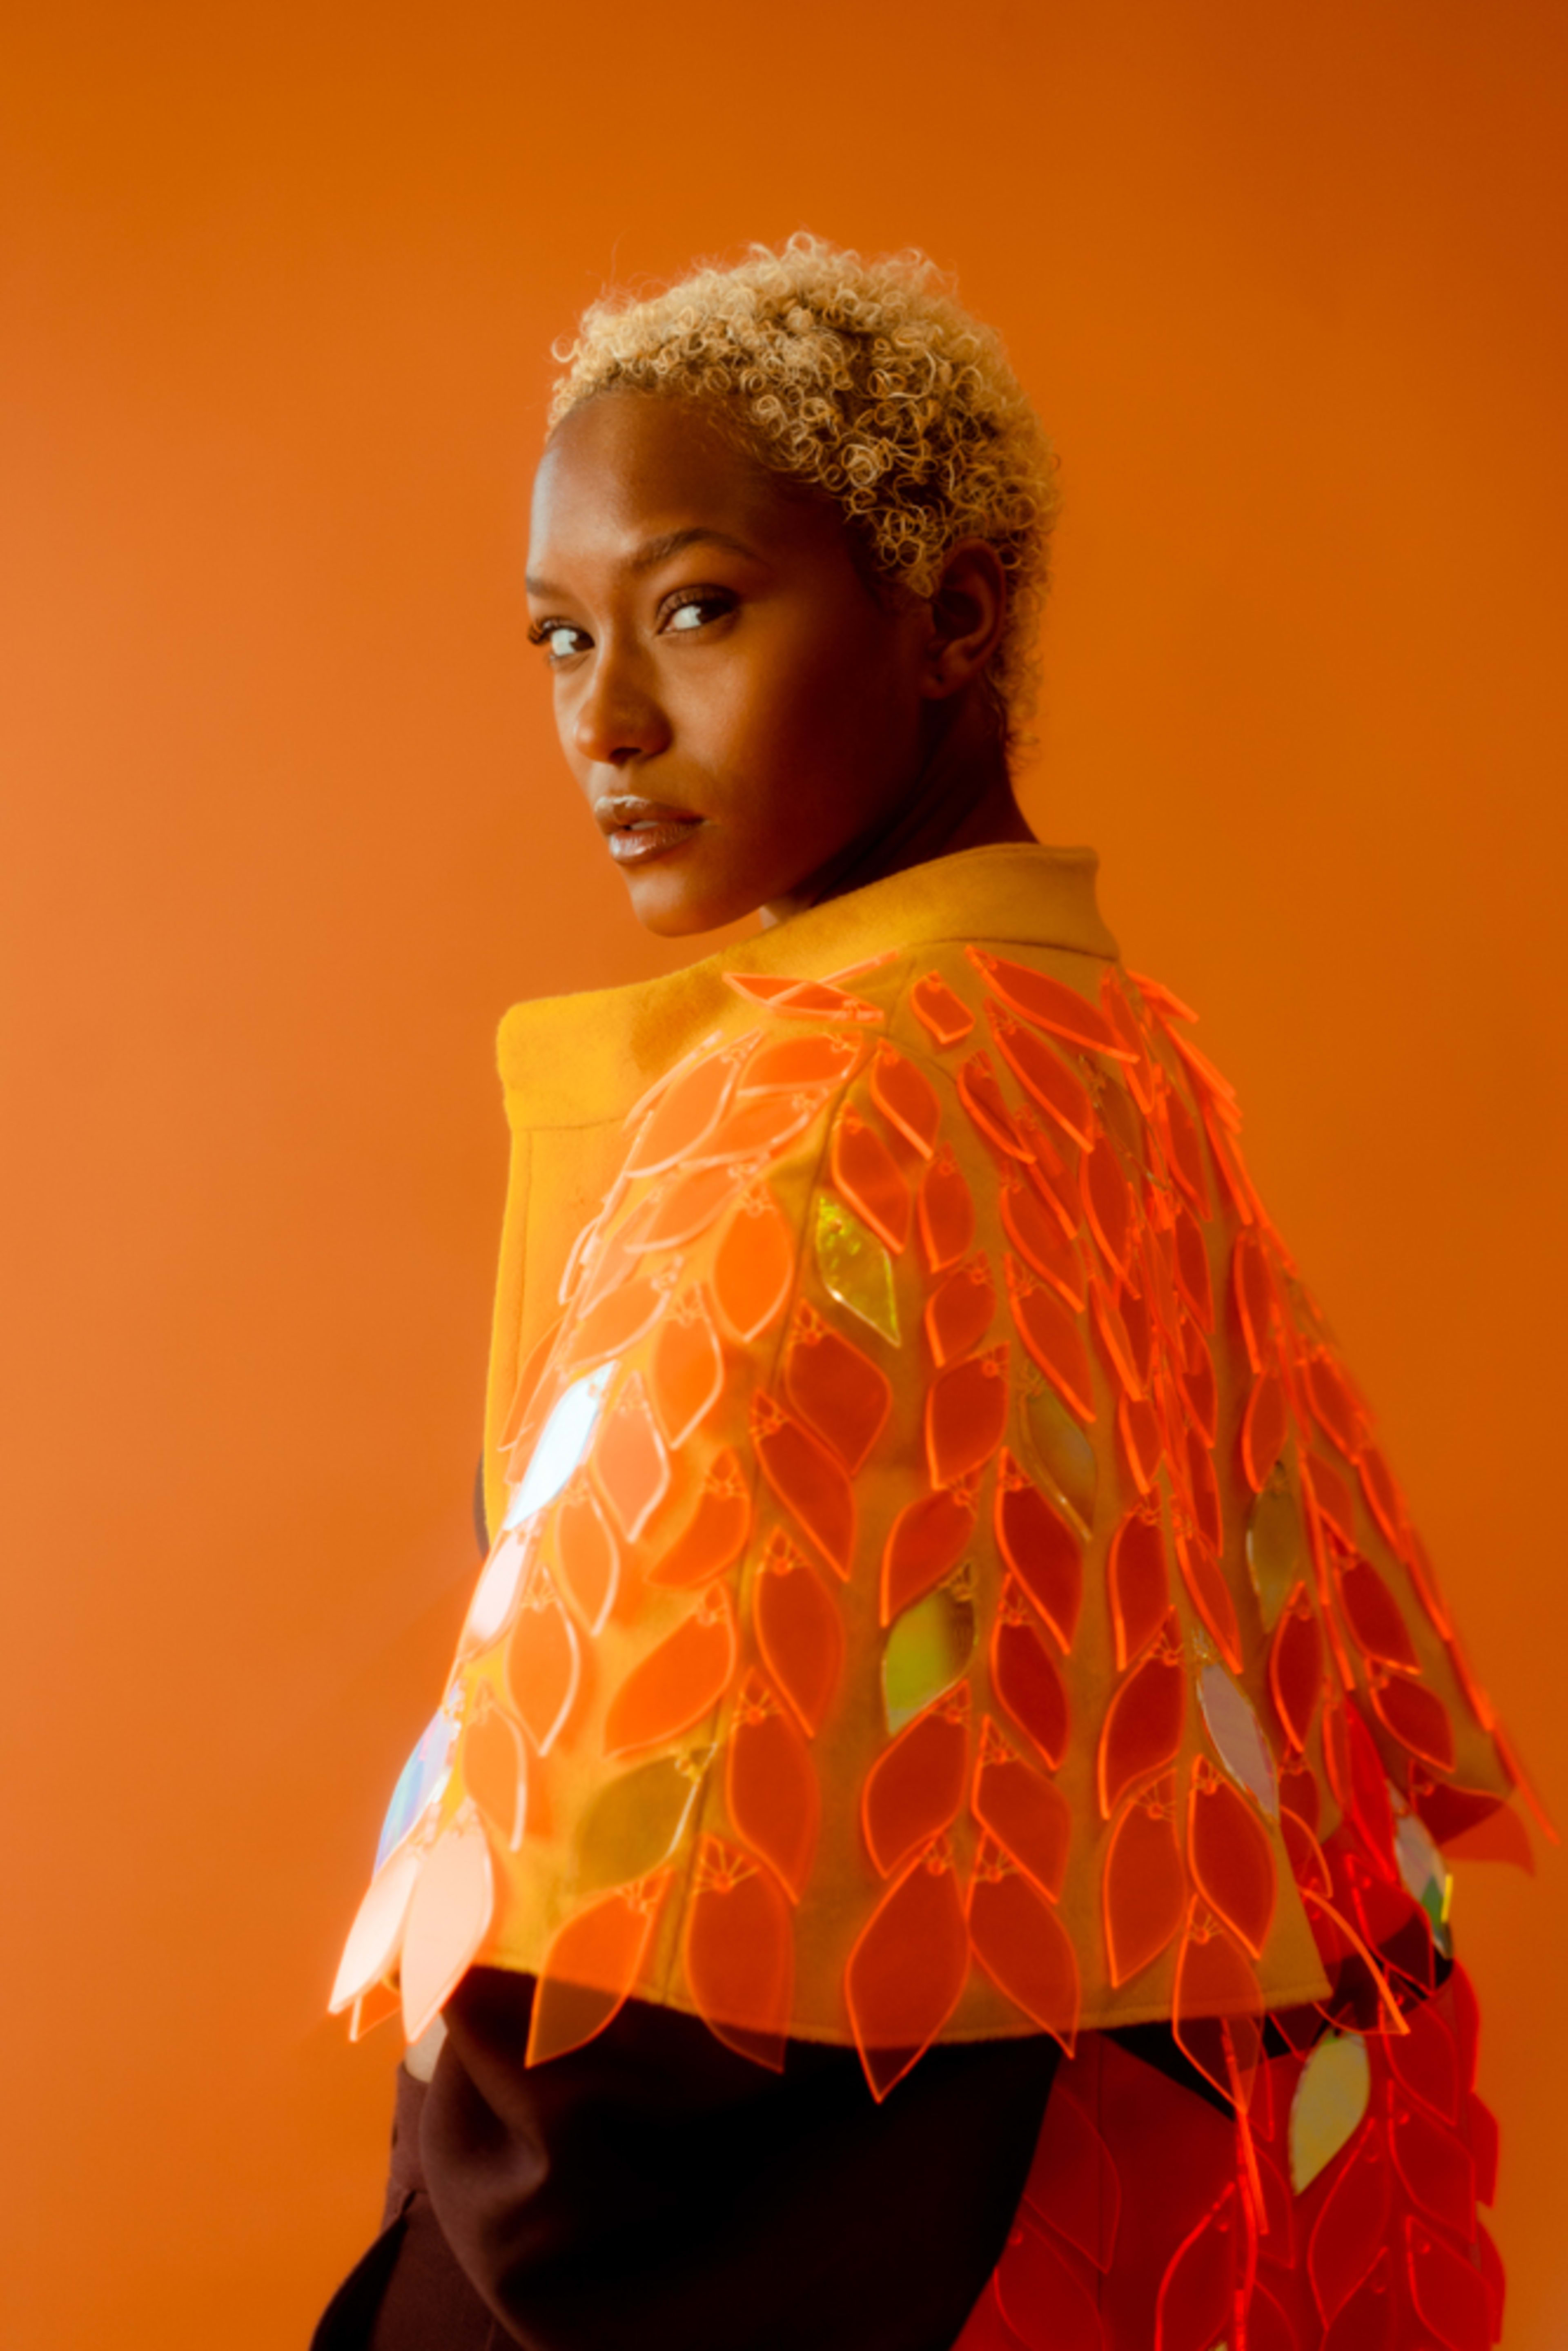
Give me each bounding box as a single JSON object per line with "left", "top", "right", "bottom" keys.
{"left": 525, "top": 392, "right": 937, "bottom": 935}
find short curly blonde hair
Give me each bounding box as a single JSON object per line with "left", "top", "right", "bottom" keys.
{"left": 547, "top": 235, "right": 1060, "bottom": 741}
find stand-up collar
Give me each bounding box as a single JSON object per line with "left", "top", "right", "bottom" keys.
{"left": 497, "top": 842, "right": 1117, "bottom": 1129}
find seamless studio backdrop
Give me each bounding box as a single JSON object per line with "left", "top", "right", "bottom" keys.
{"left": 4, "top": 4, "right": 1567, "bottom": 2345}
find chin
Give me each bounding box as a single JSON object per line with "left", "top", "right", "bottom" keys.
{"left": 621, "top": 869, "right": 746, "bottom": 940}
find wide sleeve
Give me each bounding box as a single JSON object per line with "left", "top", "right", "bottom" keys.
{"left": 329, "top": 941, "right": 1541, "bottom": 2114}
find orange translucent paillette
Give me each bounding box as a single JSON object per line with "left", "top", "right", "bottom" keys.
{"left": 335, "top": 862, "right": 1532, "bottom": 2243}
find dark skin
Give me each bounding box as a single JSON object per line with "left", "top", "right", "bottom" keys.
{"left": 525, "top": 390, "right": 1037, "bottom": 936}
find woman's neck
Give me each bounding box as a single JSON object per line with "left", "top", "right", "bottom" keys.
{"left": 761, "top": 693, "right": 1035, "bottom": 928}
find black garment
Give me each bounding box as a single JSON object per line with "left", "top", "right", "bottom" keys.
{"left": 314, "top": 1967, "right": 1059, "bottom": 2351}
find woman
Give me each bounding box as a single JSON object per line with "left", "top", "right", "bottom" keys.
{"left": 315, "top": 237, "right": 1531, "bottom": 2351}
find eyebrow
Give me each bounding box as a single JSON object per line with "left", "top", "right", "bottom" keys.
{"left": 525, "top": 526, "right": 758, "bottom": 601}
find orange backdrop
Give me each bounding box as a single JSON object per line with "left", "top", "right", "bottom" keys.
{"left": 5, "top": 2, "right": 1566, "bottom": 2343}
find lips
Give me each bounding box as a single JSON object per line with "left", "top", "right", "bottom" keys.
{"left": 594, "top": 794, "right": 705, "bottom": 868}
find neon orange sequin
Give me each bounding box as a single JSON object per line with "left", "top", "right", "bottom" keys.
{"left": 831, "top": 1105, "right": 911, "bottom": 1252}
{"left": 924, "top": 1253, "right": 997, "bottom": 1366}
{"left": 861, "top": 1690, "right": 969, "bottom": 1878}
{"left": 602, "top": 1585, "right": 737, "bottom": 1758}
{"left": 992, "top": 1579, "right": 1070, "bottom": 1769}
{"left": 995, "top": 1449, "right": 1082, "bottom": 1652}
{"left": 1006, "top": 1255, "right": 1096, "bottom": 1422}
{"left": 1102, "top": 1771, "right": 1185, "bottom": 1986}
{"left": 881, "top": 1484, "right": 977, "bottom": 1625}
{"left": 870, "top": 1041, "right": 941, "bottom": 1157}
{"left": 725, "top": 1674, "right": 820, "bottom": 1901}
{"left": 645, "top": 1449, "right": 750, "bottom": 1591}
{"left": 985, "top": 1002, "right": 1096, "bottom": 1148}
{"left": 926, "top": 1344, "right": 1010, "bottom": 1487}
{"left": 1098, "top": 1612, "right": 1186, "bottom": 1818}
{"left": 917, "top": 1144, "right": 976, "bottom": 1272}
{"left": 1107, "top": 1506, "right": 1171, "bottom": 1670}
{"left": 711, "top": 1182, "right": 796, "bottom": 1342}
{"left": 784, "top": 1301, "right": 893, "bottom": 1473}
{"left": 971, "top": 1716, "right": 1072, "bottom": 1902}
{"left": 753, "top": 1531, "right": 843, "bottom": 1737}
{"left": 751, "top": 1391, "right": 856, "bottom": 1579}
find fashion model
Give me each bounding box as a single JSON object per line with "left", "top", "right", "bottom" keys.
{"left": 314, "top": 237, "right": 1533, "bottom": 2351}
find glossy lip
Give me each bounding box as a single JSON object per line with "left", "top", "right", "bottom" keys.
{"left": 594, "top": 793, "right": 706, "bottom": 868}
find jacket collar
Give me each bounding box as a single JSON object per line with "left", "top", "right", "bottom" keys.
{"left": 497, "top": 842, "right": 1117, "bottom": 1129}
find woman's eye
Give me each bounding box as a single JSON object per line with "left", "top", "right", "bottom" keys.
{"left": 660, "top": 588, "right": 735, "bottom": 635}
{"left": 528, "top": 620, "right": 589, "bottom": 663}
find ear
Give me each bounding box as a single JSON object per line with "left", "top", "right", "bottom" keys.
{"left": 920, "top": 540, "right": 1009, "bottom": 701}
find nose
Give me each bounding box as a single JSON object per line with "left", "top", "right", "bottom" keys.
{"left": 569, "top": 638, "right": 670, "bottom": 768}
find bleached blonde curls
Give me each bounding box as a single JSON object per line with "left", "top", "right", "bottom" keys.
{"left": 547, "top": 235, "right": 1060, "bottom": 743}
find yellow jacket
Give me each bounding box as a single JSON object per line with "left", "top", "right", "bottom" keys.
{"left": 332, "top": 845, "right": 1521, "bottom": 2100}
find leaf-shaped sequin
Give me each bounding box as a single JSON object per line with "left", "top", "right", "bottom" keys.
{"left": 592, "top": 1372, "right": 670, "bottom": 1542}
{"left": 968, "top": 1845, "right": 1081, "bottom": 2053}
{"left": 1187, "top": 1756, "right": 1277, "bottom": 1957}
{"left": 573, "top": 1752, "right": 707, "bottom": 1893}
{"left": 1081, "top": 1146, "right": 1134, "bottom": 1283}
{"left": 1117, "top": 1392, "right": 1166, "bottom": 1496}
{"left": 602, "top": 1585, "right": 737, "bottom": 1756}
{"left": 1269, "top": 1585, "right": 1324, "bottom": 1753}
{"left": 647, "top": 1286, "right": 725, "bottom": 1453}
{"left": 526, "top": 1873, "right": 671, "bottom": 2068}
{"left": 1006, "top": 1255, "right": 1095, "bottom": 1422}
{"left": 507, "top": 1572, "right": 582, "bottom": 1754}
{"left": 870, "top": 1042, "right": 940, "bottom": 1156}
{"left": 628, "top": 1163, "right": 745, "bottom": 1255}
{"left": 883, "top": 1570, "right": 976, "bottom": 1733}
{"left": 624, "top": 1049, "right": 738, "bottom": 1174}
{"left": 1155, "top": 2184, "right": 1242, "bottom": 2351}
{"left": 784, "top": 1301, "right": 892, "bottom": 1473}
{"left": 1242, "top": 1369, "right": 1290, "bottom": 1492}
{"left": 986, "top": 1002, "right": 1096, "bottom": 1149}
{"left": 755, "top": 1531, "right": 843, "bottom": 1736}
{"left": 1309, "top": 2126, "right": 1391, "bottom": 2324}
{"left": 958, "top": 1050, "right": 1033, "bottom": 1159}
{"left": 832, "top": 1106, "right": 911, "bottom": 1252}
{"left": 926, "top": 1343, "right": 1010, "bottom": 1486}
{"left": 1103, "top": 1772, "right": 1185, "bottom": 1986}
{"left": 1000, "top": 1175, "right": 1084, "bottom": 1306}
{"left": 646, "top": 1448, "right": 750, "bottom": 1590}
{"left": 1174, "top": 1204, "right": 1214, "bottom": 1330}
{"left": 968, "top": 948, "right": 1131, "bottom": 1059}
{"left": 971, "top": 1716, "right": 1072, "bottom": 1901}
{"left": 563, "top": 1275, "right": 668, "bottom": 1375}
{"left": 814, "top": 1193, "right": 899, "bottom": 1344}
{"left": 1405, "top": 2215, "right": 1492, "bottom": 2351}
{"left": 1196, "top": 1662, "right": 1278, "bottom": 1819}
{"left": 1336, "top": 1555, "right": 1421, "bottom": 1673}
{"left": 1018, "top": 2086, "right": 1121, "bottom": 2274}
{"left": 741, "top": 1029, "right": 861, "bottom": 1095}
{"left": 1024, "top": 1376, "right": 1099, "bottom": 1539}
{"left": 910, "top": 969, "right": 975, "bottom": 1046}
{"left": 1173, "top": 1907, "right": 1263, "bottom": 2109}
{"left": 994, "top": 2216, "right": 1107, "bottom": 2351}
{"left": 399, "top": 1811, "right": 496, "bottom": 2044}
{"left": 924, "top": 1254, "right": 997, "bottom": 1366}
{"left": 461, "top": 1700, "right": 528, "bottom": 1852}
{"left": 725, "top": 1673, "right": 820, "bottom": 1899}
{"left": 751, "top": 1391, "right": 856, "bottom": 1578}
{"left": 1289, "top": 2031, "right": 1371, "bottom": 2192}
{"left": 1368, "top": 1668, "right": 1456, "bottom": 1772}
{"left": 1098, "top": 1611, "right": 1186, "bottom": 1816}
{"left": 330, "top": 1845, "right": 422, "bottom": 2013}
{"left": 723, "top": 971, "right": 881, "bottom": 1022}
{"left": 995, "top": 1449, "right": 1082, "bottom": 1651}
{"left": 684, "top": 1838, "right": 795, "bottom": 2072}
{"left": 862, "top": 1690, "right": 969, "bottom": 1878}
{"left": 917, "top": 1144, "right": 976, "bottom": 1272}
{"left": 1390, "top": 2101, "right": 1476, "bottom": 2238}
{"left": 1248, "top": 1464, "right": 1306, "bottom": 1630}
{"left": 1306, "top": 1349, "right": 1363, "bottom": 1462}
{"left": 1161, "top": 1085, "right": 1211, "bottom": 1221}
{"left": 1108, "top": 1506, "right": 1169, "bottom": 1669}
{"left": 713, "top": 1182, "right": 795, "bottom": 1342}
{"left": 881, "top": 1483, "right": 976, "bottom": 1626}
{"left": 844, "top": 1846, "right": 970, "bottom": 2101}
{"left": 1091, "top": 1277, "right": 1144, "bottom": 1398}
{"left": 686, "top": 1087, "right": 825, "bottom": 1172}
{"left": 1174, "top": 1526, "right": 1242, "bottom": 1672}
{"left": 992, "top": 1581, "right": 1070, "bottom": 1769}
{"left": 554, "top": 1475, "right": 620, "bottom": 1635}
